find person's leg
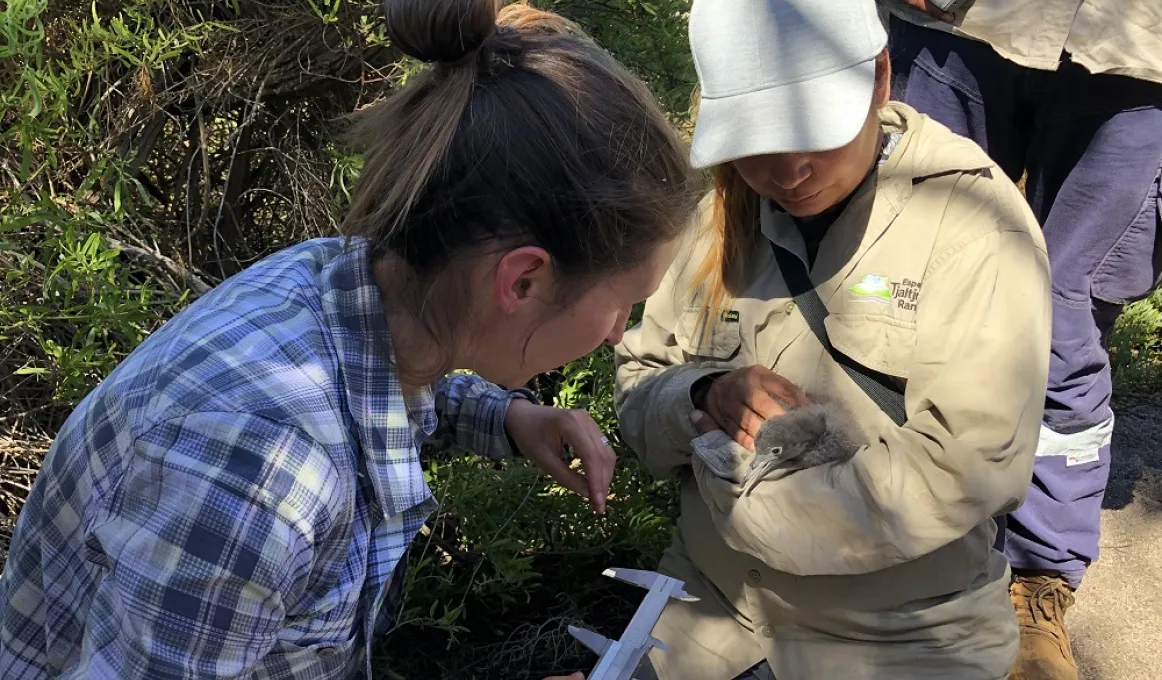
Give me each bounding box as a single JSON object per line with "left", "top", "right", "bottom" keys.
{"left": 886, "top": 15, "right": 1028, "bottom": 181}
{"left": 889, "top": 18, "right": 1162, "bottom": 680}
{"left": 733, "top": 661, "right": 777, "bottom": 680}
{"left": 1011, "top": 63, "right": 1162, "bottom": 585}
{"left": 1004, "top": 61, "right": 1162, "bottom": 680}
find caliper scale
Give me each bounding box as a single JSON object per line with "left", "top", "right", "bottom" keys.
{"left": 567, "top": 568, "right": 698, "bottom": 680}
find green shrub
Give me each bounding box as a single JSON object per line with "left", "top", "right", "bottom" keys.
{"left": 1, "top": 1, "right": 694, "bottom": 676}
{"left": 377, "top": 334, "right": 678, "bottom": 677}
{"left": 1110, "top": 289, "right": 1162, "bottom": 402}
{"left": 6, "top": 1, "right": 1158, "bottom": 678}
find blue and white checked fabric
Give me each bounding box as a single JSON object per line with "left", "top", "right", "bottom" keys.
{"left": 0, "top": 237, "right": 527, "bottom": 679}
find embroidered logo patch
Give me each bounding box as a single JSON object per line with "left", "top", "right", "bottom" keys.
{"left": 848, "top": 275, "right": 893, "bottom": 305}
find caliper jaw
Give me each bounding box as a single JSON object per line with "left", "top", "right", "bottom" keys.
{"left": 566, "top": 568, "right": 698, "bottom": 680}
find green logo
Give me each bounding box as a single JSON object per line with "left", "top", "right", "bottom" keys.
{"left": 848, "top": 274, "right": 892, "bottom": 304}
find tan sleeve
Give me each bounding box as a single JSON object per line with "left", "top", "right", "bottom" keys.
{"left": 613, "top": 201, "right": 734, "bottom": 480}
{"left": 613, "top": 277, "right": 733, "bottom": 479}
{"left": 691, "top": 184, "right": 1052, "bottom": 576}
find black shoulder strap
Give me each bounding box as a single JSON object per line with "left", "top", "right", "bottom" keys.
{"left": 770, "top": 242, "right": 908, "bottom": 426}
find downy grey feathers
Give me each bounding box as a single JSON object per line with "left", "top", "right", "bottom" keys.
{"left": 751, "top": 399, "right": 862, "bottom": 473}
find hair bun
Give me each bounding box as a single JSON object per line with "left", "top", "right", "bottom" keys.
{"left": 383, "top": 0, "right": 501, "bottom": 65}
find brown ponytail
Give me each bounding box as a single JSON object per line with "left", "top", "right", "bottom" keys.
{"left": 346, "top": 0, "right": 502, "bottom": 245}
{"left": 342, "top": 0, "right": 697, "bottom": 384}
{"left": 689, "top": 163, "right": 761, "bottom": 338}
{"left": 383, "top": 0, "right": 504, "bottom": 65}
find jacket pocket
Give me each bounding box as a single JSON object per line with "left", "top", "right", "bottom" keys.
{"left": 674, "top": 306, "right": 742, "bottom": 361}
{"left": 823, "top": 313, "right": 916, "bottom": 380}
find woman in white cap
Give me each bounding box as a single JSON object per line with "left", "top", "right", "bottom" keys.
{"left": 614, "top": 0, "right": 1052, "bottom": 678}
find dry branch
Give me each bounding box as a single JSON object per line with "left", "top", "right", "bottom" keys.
{"left": 105, "top": 235, "right": 214, "bottom": 297}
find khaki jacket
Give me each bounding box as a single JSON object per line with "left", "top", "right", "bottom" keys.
{"left": 613, "top": 103, "right": 1051, "bottom": 679}
{"left": 883, "top": 0, "right": 1162, "bottom": 85}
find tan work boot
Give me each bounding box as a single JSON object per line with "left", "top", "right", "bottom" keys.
{"left": 1008, "top": 572, "right": 1079, "bottom": 680}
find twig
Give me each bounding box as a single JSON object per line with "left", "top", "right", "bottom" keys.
{"left": 105, "top": 236, "right": 213, "bottom": 296}
{"left": 419, "top": 524, "right": 484, "bottom": 566}
{"left": 212, "top": 76, "right": 267, "bottom": 275}
{"left": 0, "top": 404, "right": 58, "bottom": 426}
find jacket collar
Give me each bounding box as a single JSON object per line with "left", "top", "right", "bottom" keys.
{"left": 881, "top": 101, "right": 994, "bottom": 180}
{"left": 318, "top": 237, "right": 435, "bottom": 520}
{"left": 761, "top": 102, "right": 995, "bottom": 304}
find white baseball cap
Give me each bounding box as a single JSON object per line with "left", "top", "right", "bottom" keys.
{"left": 688, "top": 0, "right": 888, "bottom": 169}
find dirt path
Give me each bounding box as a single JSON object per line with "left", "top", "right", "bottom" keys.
{"left": 1070, "top": 401, "right": 1162, "bottom": 679}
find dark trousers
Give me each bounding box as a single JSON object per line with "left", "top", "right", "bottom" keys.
{"left": 888, "top": 16, "right": 1162, "bottom": 587}
{"left": 734, "top": 661, "right": 776, "bottom": 680}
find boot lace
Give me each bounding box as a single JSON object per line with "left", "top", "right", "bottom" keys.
{"left": 1023, "top": 577, "right": 1075, "bottom": 628}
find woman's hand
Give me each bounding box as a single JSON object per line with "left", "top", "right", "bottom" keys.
{"left": 505, "top": 399, "right": 615, "bottom": 514}
{"left": 689, "top": 408, "right": 722, "bottom": 437}
{"left": 898, "top": 0, "right": 955, "bottom": 22}
{"left": 544, "top": 674, "right": 585, "bottom": 680}
{"left": 696, "top": 365, "right": 809, "bottom": 451}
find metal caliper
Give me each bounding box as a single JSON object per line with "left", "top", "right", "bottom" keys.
{"left": 568, "top": 568, "right": 698, "bottom": 680}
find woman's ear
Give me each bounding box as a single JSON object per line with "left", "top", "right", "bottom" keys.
{"left": 873, "top": 49, "right": 892, "bottom": 109}
{"left": 492, "top": 246, "right": 554, "bottom": 315}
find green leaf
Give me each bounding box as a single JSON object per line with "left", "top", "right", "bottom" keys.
{"left": 0, "top": 212, "right": 56, "bottom": 233}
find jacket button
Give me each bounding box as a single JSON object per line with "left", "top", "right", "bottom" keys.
{"left": 784, "top": 301, "right": 796, "bottom": 314}
{"left": 761, "top": 624, "right": 775, "bottom": 638}
{"left": 317, "top": 647, "right": 336, "bottom": 659}
{"left": 747, "top": 569, "right": 762, "bottom": 585}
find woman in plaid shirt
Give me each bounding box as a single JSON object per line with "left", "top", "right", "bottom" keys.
{"left": 0, "top": 1, "right": 698, "bottom": 678}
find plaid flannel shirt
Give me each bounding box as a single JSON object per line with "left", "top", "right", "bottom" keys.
{"left": 0, "top": 237, "right": 529, "bottom": 679}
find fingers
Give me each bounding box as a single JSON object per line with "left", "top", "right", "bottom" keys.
{"left": 529, "top": 441, "right": 591, "bottom": 500}
{"left": 691, "top": 409, "right": 753, "bottom": 450}
{"left": 737, "top": 431, "right": 755, "bottom": 452}
{"left": 557, "top": 411, "right": 615, "bottom": 514}
{"left": 511, "top": 404, "right": 614, "bottom": 514}
{"left": 713, "top": 394, "right": 776, "bottom": 446}
{"left": 723, "top": 365, "right": 805, "bottom": 411}
{"left": 700, "top": 364, "right": 806, "bottom": 451}
{"left": 707, "top": 406, "right": 744, "bottom": 446}
{"left": 733, "top": 409, "right": 767, "bottom": 451}
{"left": 689, "top": 409, "right": 719, "bottom": 435}
{"left": 903, "top": 0, "right": 954, "bottom": 21}
{"left": 757, "top": 372, "right": 809, "bottom": 409}
{"left": 743, "top": 390, "right": 787, "bottom": 422}
{"left": 923, "top": 0, "right": 955, "bottom": 22}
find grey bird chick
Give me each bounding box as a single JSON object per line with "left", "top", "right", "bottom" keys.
{"left": 752, "top": 400, "right": 863, "bottom": 473}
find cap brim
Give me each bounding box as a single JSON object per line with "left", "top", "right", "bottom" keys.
{"left": 690, "top": 59, "right": 877, "bottom": 169}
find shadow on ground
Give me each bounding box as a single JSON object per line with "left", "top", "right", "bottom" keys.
{"left": 1070, "top": 398, "right": 1162, "bottom": 680}
{"left": 1103, "top": 398, "right": 1162, "bottom": 511}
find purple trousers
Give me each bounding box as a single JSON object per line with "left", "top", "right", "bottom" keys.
{"left": 888, "top": 17, "right": 1162, "bottom": 587}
